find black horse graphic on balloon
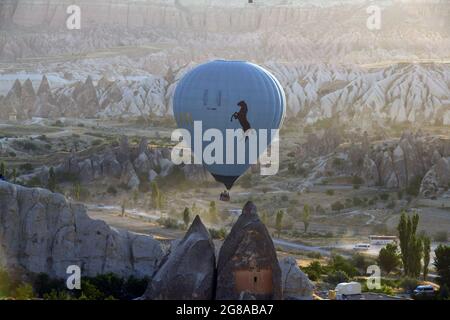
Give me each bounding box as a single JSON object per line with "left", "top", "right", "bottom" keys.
{"left": 231, "top": 100, "right": 251, "bottom": 135}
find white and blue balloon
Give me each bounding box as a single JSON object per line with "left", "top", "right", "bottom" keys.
{"left": 173, "top": 60, "right": 286, "bottom": 190}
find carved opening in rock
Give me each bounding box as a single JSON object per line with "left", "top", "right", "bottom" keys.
{"left": 234, "top": 268, "right": 273, "bottom": 295}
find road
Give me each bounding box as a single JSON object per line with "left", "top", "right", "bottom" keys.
{"left": 86, "top": 203, "right": 343, "bottom": 256}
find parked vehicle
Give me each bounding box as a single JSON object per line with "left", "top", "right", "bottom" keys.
{"left": 413, "top": 285, "right": 435, "bottom": 298}
{"left": 353, "top": 243, "right": 370, "bottom": 251}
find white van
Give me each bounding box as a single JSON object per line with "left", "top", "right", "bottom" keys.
{"left": 353, "top": 243, "right": 370, "bottom": 251}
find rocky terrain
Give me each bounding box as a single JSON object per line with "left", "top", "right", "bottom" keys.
{"left": 141, "top": 215, "right": 216, "bottom": 300}
{"left": 16, "top": 135, "right": 211, "bottom": 192}
{"left": 0, "top": 180, "right": 165, "bottom": 279}
{"left": 294, "top": 129, "right": 450, "bottom": 197}
{"left": 280, "top": 256, "right": 314, "bottom": 300}
{"left": 0, "top": 1, "right": 448, "bottom": 64}
{"left": 1, "top": 62, "right": 449, "bottom": 129}
{"left": 0, "top": 186, "right": 313, "bottom": 300}
{"left": 0, "top": 1, "right": 448, "bottom": 128}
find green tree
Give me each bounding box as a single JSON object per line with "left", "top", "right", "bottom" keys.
{"left": 397, "top": 211, "right": 422, "bottom": 277}
{"left": 183, "top": 207, "right": 191, "bottom": 229}
{"left": 73, "top": 182, "right": 81, "bottom": 200}
{"left": 11, "top": 168, "right": 17, "bottom": 183}
{"left": 208, "top": 201, "right": 219, "bottom": 224}
{"left": 422, "top": 236, "right": 431, "bottom": 280}
{"left": 0, "top": 162, "right": 6, "bottom": 177}
{"left": 48, "top": 166, "right": 57, "bottom": 192}
{"left": 434, "top": 245, "right": 450, "bottom": 289}
{"left": 121, "top": 200, "right": 127, "bottom": 217}
{"left": 377, "top": 243, "right": 401, "bottom": 275}
{"left": 302, "top": 204, "right": 311, "bottom": 233}
{"left": 132, "top": 190, "right": 139, "bottom": 203}
{"left": 261, "top": 210, "right": 268, "bottom": 226}
{"left": 150, "top": 181, "right": 161, "bottom": 209}
{"left": 191, "top": 202, "right": 198, "bottom": 215}
{"left": 275, "top": 210, "right": 284, "bottom": 238}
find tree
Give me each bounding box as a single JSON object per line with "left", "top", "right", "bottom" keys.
{"left": 121, "top": 200, "right": 127, "bottom": 217}
{"left": 275, "top": 210, "right": 284, "bottom": 238}
{"left": 434, "top": 245, "right": 450, "bottom": 289}
{"left": 378, "top": 243, "right": 401, "bottom": 275}
{"left": 0, "top": 162, "right": 6, "bottom": 177}
{"left": 150, "top": 181, "right": 161, "bottom": 209}
{"left": 48, "top": 167, "right": 57, "bottom": 192}
{"left": 208, "top": 201, "right": 219, "bottom": 224}
{"left": 132, "top": 190, "right": 139, "bottom": 203}
{"left": 397, "top": 211, "right": 422, "bottom": 277}
{"left": 302, "top": 204, "right": 311, "bottom": 233}
{"left": 422, "top": 236, "right": 431, "bottom": 280}
{"left": 191, "top": 202, "right": 198, "bottom": 215}
{"left": 183, "top": 207, "right": 191, "bottom": 229}
{"left": 11, "top": 168, "right": 16, "bottom": 183}
{"left": 261, "top": 210, "right": 268, "bottom": 226}
{"left": 72, "top": 182, "right": 81, "bottom": 201}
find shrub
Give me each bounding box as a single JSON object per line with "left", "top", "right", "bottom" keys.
{"left": 26, "top": 176, "right": 42, "bottom": 188}
{"left": 208, "top": 228, "right": 227, "bottom": 240}
{"left": 19, "top": 163, "right": 34, "bottom": 172}
{"left": 331, "top": 201, "right": 344, "bottom": 212}
{"left": 0, "top": 268, "right": 12, "bottom": 297}
{"left": 362, "top": 282, "right": 394, "bottom": 295}
{"left": 239, "top": 174, "right": 252, "bottom": 188}
{"left": 332, "top": 158, "right": 343, "bottom": 167}
{"left": 306, "top": 251, "right": 322, "bottom": 260}
{"left": 400, "top": 277, "right": 419, "bottom": 293}
{"left": 53, "top": 120, "right": 64, "bottom": 127}
{"left": 107, "top": 186, "right": 117, "bottom": 195}
{"left": 14, "top": 140, "right": 38, "bottom": 151}
{"left": 157, "top": 217, "right": 181, "bottom": 229}
{"left": 351, "top": 175, "right": 364, "bottom": 185}
{"left": 303, "top": 261, "right": 323, "bottom": 281}
{"left": 351, "top": 253, "right": 371, "bottom": 272}
{"left": 33, "top": 273, "right": 66, "bottom": 298}
{"left": 353, "top": 197, "right": 363, "bottom": 206}
{"left": 329, "top": 255, "right": 359, "bottom": 277}
{"left": 92, "top": 139, "right": 103, "bottom": 146}
{"left": 14, "top": 283, "right": 34, "bottom": 300}
{"left": 326, "top": 270, "right": 349, "bottom": 285}
{"left": 379, "top": 193, "right": 389, "bottom": 201}
{"left": 386, "top": 200, "right": 396, "bottom": 209}
{"left": 326, "top": 189, "right": 335, "bottom": 196}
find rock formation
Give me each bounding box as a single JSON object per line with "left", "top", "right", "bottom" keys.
{"left": 0, "top": 181, "right": 164, "bottom": 278}
{"left": 420, "top": 157, "right": 450, "bottom": 198}
{"left": 141, "top": 215, "right": 216, "bottom": 300}
{"left": 17, "top": 136, "right": 212, "bottom": 191}
{"left": 279, "top": 257, "right": 314, "bottom": 300}
{"left": 216, "top": 201, "right": 282, "bottom": 300}
{"left": 299, "top": 130, "right": 450, "bottom": 194}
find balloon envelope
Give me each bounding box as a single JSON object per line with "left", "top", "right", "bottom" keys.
{"left": 173, "top": 60, "right": 286, "bottom": 189}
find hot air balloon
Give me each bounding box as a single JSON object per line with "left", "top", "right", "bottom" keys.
{"left": 173, "top": 60, "right": 285, "bottom": 199}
